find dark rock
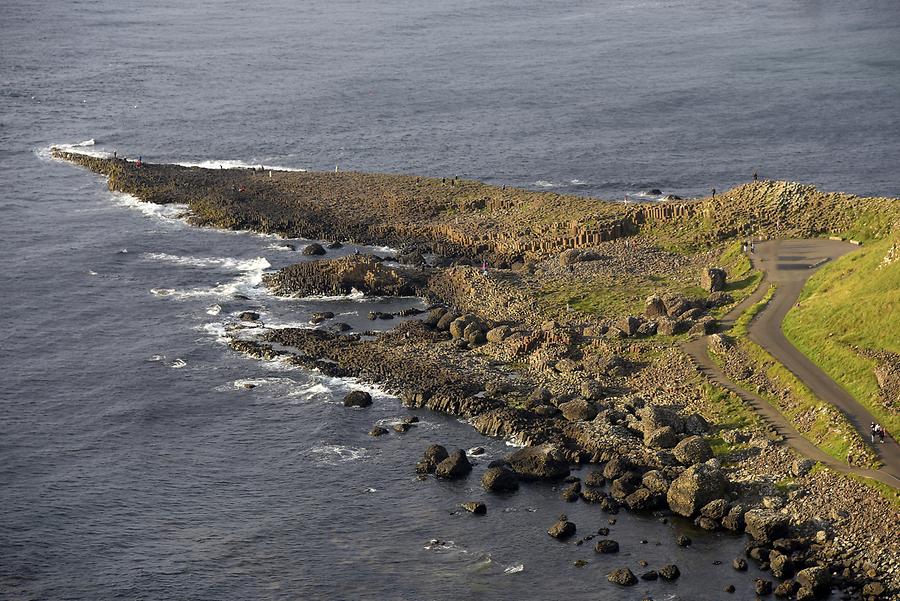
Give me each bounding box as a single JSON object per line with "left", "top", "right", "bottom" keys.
{"left": 861, "top": 581, "right": 885, "bottom": 598}
{"left": 618, "top": 315, "right": 641, "bottom": 336}
{"left": 393, "top": 422, "right": 412, "bottom": 433}
{"left": 580, "top": 380, "right": 604, "bottom": 401}
{"left": 325, "top": 241, "right": 343, "bottom": 249}
{"left": 461, "top": 501, "right": 486, "bottom": 515}
{"left": 328, "top": 321, "right": 352, "bottom": 333}
{"left": 639, "top": 405, "right": 685, "bottom": 434}
{"left": 435, "top": 450, "right": 472, "bottom": 479}
{"left": 602, "top": 456, "right": 632, "bottom": 480}
{"left": 684, "top": 413, "right": 711, "bottom": 435}
{"left": 659, "top": 564, "right": 681, "bottom": 581}
{"left": 343, "top": 390, "right": 373, "bottom": 407}
{"left": 369, "top": 426, "right": 389, "bottom": 437}
{"left": 573, "top": 559, "right": 588, "bottom": 568}
{"left": 423, "top": 307, "right": 448, "bottom": 327}
{"left": 700, "top": 498, "right": 729, "bottom": 520}
{"left": 624, "top": 487, "right": 656, "bottom": 510}
{"left": 486, "top": 326, "right": 511, "bottom": 343}
{"left": 702, "top": 267, "right": 727, "bottom": 292}
{"left": 795, "top": 567, "right": 830, "bottom": 597}
{"left": 774, "top": 580, "right": 798, "bottom": 597}
{"left": 435, "top": 311, "right": 460, "bottom": 331}
{"left": 673, "top": 435, "right": 714, "bottom": 465}
{"left": 707, "top": 290, "right": 733, "bottom": 307}
{"left": 239, "top": 311, "right": 261, "bottom": 321}
{"left": 302, "top": 242, "right": 326, "bottom": 256}
{"left": 560, "top": 481, "right": 581, "bottom": 502}
{"left": 469, "top": 446, "right": 485, "bottom": 455}
{"left": 641, "top": 470, "right": 670, "bottom": 494}
{"left": 607, "top": 568, "right": 637, "bottom": 586}
{"left": 610, "top": 472, "right": 641, "bottom": 501}
{"left": 585, "top": 470, "right": 605, "bottom": 487}
{"left": 695, "top": 516, "right": 719, "bottom": 530}
{"left": 641, "top": 570, "right": 658, "bottom": 581}
{"left": 481, "top": 466, "right": 519, "bottom": 493}
{"left": 580, "top": 487, "right": 607, "bottom": 504}
{"left": 506, "top": 446, "right": 570, "bottom": 480}
{"left": 744, "top": 510, "right": 789, "bottom": 544}
{"left": 725, "top": 584, "right": 735, "bottom": 593}
{"left": 594, "top": 539, "right": 619, "bottom": 554}
{"left": 559, "top": 399, "right": 597, "bottom": 422}
{"left": 791, "top": 458, "right": 816, "bottom": 477}
{"left": 415, "top": 444, "right": 449, "bottom": 474}
{"left": 755, "top": 578, "right": 773, "bottom": 595}
{"left": 770, "top": 552, "right": 793, "bottom": 579}
{"left": 733, "top": 558, "right": 748, "bottom": 571}
{"left": 648, "top": 188, "right": 662, "bottom": 195}
{"left": 312, "top": 311, "right": 335, "bottom": 321}
{"left": 646, "top": 425, "right": 679, "bottom": 449}
{"left": 676, "top": 535, "right": 692, "bottom": 547}
{"left": 548, "top": 515, "right": 576, "bottom": 539}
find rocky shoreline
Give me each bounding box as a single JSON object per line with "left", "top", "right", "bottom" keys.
{"left": 55, "top": 150, "right": 899, "bottom": 599}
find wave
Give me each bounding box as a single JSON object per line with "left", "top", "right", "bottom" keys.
{"left": 110, "top": 191, "right": 190, "bottom": 223}
{"left": 143, "top": 252, "right": 270, "bottom": 272}
{"left": 503, "top": 564, "right": 524, "bottom": 574}
{"left": 174, "top": 159, "right": 307, "bottom": 172}
{"left": 296, "top": 290, "right": 368, "bottom": 302}
{"left": 533, "top": 180, "right": 558, "bottom": 188}
{"left": 307, "top": 444, "right": 369, "bottom": 465}
{"left": 36, "top": 139, "right": 109, "bottom": 161}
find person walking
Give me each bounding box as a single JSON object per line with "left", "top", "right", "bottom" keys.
{"left": 753, "top": 170, "right": 758, "bottom": 181}
{"left": 871, "top": 422, "right": 877, "bottom": 443}
{"left": 482, "top": 259, "right": 488, "bottom": 276}
{"left": 878, "top": 425, "right": 886, "bottom": 444}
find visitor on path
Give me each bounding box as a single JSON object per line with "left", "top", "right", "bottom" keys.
{"left": 877, "top": 425, "right": 886, "bottom": 444}
{"left": 482, "top": 259, "right": 488, "bottom": 276}
{"left": 871, "top": 422, "right": 877, "bottom": 443}
{"left": 753, "top": 170, "right": 758, "bottom": 181}
{"left": 711, "top": 187, "right": 716, "bottom": 197}
{"left": 742, "top": 242, "right": 747, "bottom": 253}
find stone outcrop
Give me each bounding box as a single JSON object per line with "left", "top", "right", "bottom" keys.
{"left": 666, "top": 462, "right": 729, "bottom": 517}
{"left": 505, "top": 446, "right": 570, "bottom": 480}
{"left": 263, "top": 254, "right": 428, "bottom": 297}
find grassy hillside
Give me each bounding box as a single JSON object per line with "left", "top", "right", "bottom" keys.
{"left": 783, "top": 233, "right": 900, "bottom": 435}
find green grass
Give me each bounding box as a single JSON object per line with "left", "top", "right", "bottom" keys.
{"left": 732, "top": 284, "right": 777, "bottom": 337}
{"left": 699, "top": 382, "right": 758, "bottom": 431}
{"left": 782, "top": 234, "right": 900, "bottom": 435}
{"left": 538, "top": 274, "right": 704, "bottom": 318}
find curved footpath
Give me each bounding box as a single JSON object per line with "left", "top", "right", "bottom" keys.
{"left": 684, "top": 239, "right": 900, "bottom": 489}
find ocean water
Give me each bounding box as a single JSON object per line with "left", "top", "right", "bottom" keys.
{"left": 2, "top": 1, "right": 898, "bottom": 600}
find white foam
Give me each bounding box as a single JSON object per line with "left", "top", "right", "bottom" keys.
{"left": 307, "top": 444, "right": 369, "bottom": 465}
{"left": 570, "top": 179, "right": 588, "bottom": 186}
{"left": 110, "top": 191, "right": 190, "bottom": 223}
{"left": 206, "top": 304, "right": 222, "bottom": 316}
{"left": 38, "top": 140, "right": 109, "bottom": 161}
{"left": 534, "top": 180, "right": 558, "bottom": 188}
{"left": 170, "top": 358, "right": 187, "bottom": 369}
{"left": 143, "top": 252, "right": 270, "bottom": 272}
{"left": 503, "top": 564, "right": 524, "bottom": 574}
{"left": 174, "top": 159, "right": 307, "bottom": 172}
{"left": 295, "top": 290, "right": 369, "bottom": 302}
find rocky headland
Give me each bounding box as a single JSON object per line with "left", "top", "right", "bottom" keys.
{"left": 54, "top": 149, "right": 900, "bottom": 599}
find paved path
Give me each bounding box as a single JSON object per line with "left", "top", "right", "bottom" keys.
{"left": 683, "top": 239, "right": 900, "bottom": 488}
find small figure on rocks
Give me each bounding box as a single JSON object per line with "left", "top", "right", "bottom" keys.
{"left": 753, "top": 170, "right": 758, "bottom": 181}
{"left": 871, "top": 422, "right": 877, "bottom": 443}
{"left": 711, "top": 187, "right": 716, "bottom": 197}
{"left": 482, "top": 259, "right": 487, "bottom": 276}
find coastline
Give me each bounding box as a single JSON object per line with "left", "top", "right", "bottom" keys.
{"left": 52, "top": 149, "right": 900, "bottom": 599}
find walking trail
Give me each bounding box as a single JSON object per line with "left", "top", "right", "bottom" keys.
{"left": 682, "top": 239, "right": 900, "bottom": 489}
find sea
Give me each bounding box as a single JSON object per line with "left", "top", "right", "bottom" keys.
{"left": 2, "top": 1, "right": 898, "bottom": 600}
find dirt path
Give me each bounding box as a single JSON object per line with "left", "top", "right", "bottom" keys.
{"left": 683, "top": 239, "right": 900, "bottom": 488}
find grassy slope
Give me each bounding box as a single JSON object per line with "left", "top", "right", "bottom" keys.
{"left": 782, "top": 234, "right": 900, "bottom": 435}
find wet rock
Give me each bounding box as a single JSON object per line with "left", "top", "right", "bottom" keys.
{"left": 560, "top": 481, "right": 581, "bottom": 502}
{"left": 733, "top": 558, "right": 748, "bottom": 571}
{"left": 625, "top": 487, "right": 656, "bottom": 510}
{"left": 325, "top": 241, "right": 343, "bottom": 249}
{"left": 239, "top": 311, "right": 261, "bottom": 321}
{"left": 506, "top": 446, "right": 570, "bottom": 480}
{"left": 573, "top": 559, "right": 588, "bottom": 568}
{"left": 610, "top": 472, "right": 641, "bottom": 501}
{"left": 666, "top": 462, "right": 729, "bottom": 517}
{"left": 695, "top": 516, "right": 719, "bottom": 531}
{"left": 585, "top": 470, "right": 605, "bottom": 487}
{"left": 721, "top": 505, "right": 746, "bottom": 532}
{"left": 770, "top": 551, "right": 793, "bottom": 579}
{"left": 607, "top": 568, "right": 637, "bottom": 586}
{"left": 393, "top": 422, "right": 412, "bottom": 433}
{"left": 641, "top": 570, "right": 659, "bottom": 581}
{"left": 343, "top": 390, "right": 373, "bottom": 407}
{"left": 328, "top": 321, "right": 352, "bottom": 333}
{"left": 398, "top": 251, "right": 425, "bottom": 266}
{"left": 646, "top": 425, "right": 679, "bottom": 449}
{"left": 673, "top": 435, "right": 714, "bottom": 465}
{"left": 725, "top": 584, "right": 735, "bottom": 593}
{"left": 559, "top": 399, "right": 597, "bottom": 422}
{"left": 415, "top": 444, "right": 449, "bottom": 474}
{"left": 435, "top": 450, "right": 472, "bottom": 479}
{"left": 468, "top": 446, "right": 485, "bottom": 456}
{"left": 659, "top": 564, "right": 681, "bottom": 580}
{"left": 548, "top": 515, "right": 576, "bottom": 539}
{"left": 755, "top": 578, "right": 773, "bottom": 595}
{"left": 369, "top": 426, "right": 389, "bottom": 437}
{"left": 774, "top": 579, "right": 798, "bottom": 597}
{"left": 580, "top": 487, "right": 607, "bottom": 504}
{"left": 461, "top": 501, "right": 486, "bottom": 515}
{"left": 676, "top": 535, "right": 691, "bottom": 547}
{"left": 311, "top": 311, "right": 335, "bottom": 321}
{"left": 602, "top": 456, "right": 632, "bottom": 480}
{"left": 302, "top": 242, "right": 326, "bottom": 256}
{"left": 481, "top": 466, "right": 519, "bottom": 493}
{"left": 594, "top": 539, "right": 619, "bottom": 554}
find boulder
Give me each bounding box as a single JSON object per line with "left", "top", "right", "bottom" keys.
{"left": 461, "top": 501, "right": 486, "bottom": 515}
{"left": 659, "top": 564, "right": 681, "bottom": 581}
{"left": 636, "top": 321, "right": 658, "bottom": 336}
{"left": 624, "top": 487, "right": 656, "bottom": 510}
{"left": 607, "top": 568, "right": 637, "bottom": 586}
{"left": 646, "top": 425, "right": 679, "bottom": 449}
{"left": 674, "top": 435, "right": 714, "bottom": 465}
{"left": 424, "top": 307, "right": 447, "bottom": 327}
{"left": 528, "top": 387, "right": 552, "bottom": 404}
{"left": 548, "top": 515, "right": 576, "bottom": 539}
{"left": 645, "top": 295, "right": 667, "bottom": 318}
{"left": 795, "top": 567, "right": 830, "bottom": 597}
{"left": 602, "top": 456, "right": 632, "bottom": 480}
{"left": 639, "top": 405, "right": 685, "bottom": 434}
{"left": 436, "top": 311, "right": 461, "bottom": 331}
{"left": 755, "top": 578, "right": 773, "bottom": 596}
{"left": 580, "top": 380, "right": 604, "bottom": 401}
{"left": 769, "top": 551, "right": 793, "bottom": 579}
{"left": 700, "top": 498, "right": 729, "bottom": 520}
{"left": 744, "top": 510, "right": 789, "bottom": 543}
{"left": 707, "top": 291, "right": 733, "bottom": 307}
{"left": 435, "top": 450, "right": 472, "bottom": 479}
{"left": 618, "top": 315, "right": 641, "bottom": 336}
{"left": 610, "top": 473, "right": 640, "bottom": 501}
{"left": 666, "top": 462, "right": 729, "bottom": 517}
{"left": 325, "top": 241, "right": 343, "bottom": 249}
{"left": 239, "top": 311, "right": 260, "bottom": 321}
{"left": 369, "top": 426, "right": 388, "bottom": 437}
{"left": 641, "top": 470, "right": 670, "bottom": 495}
{"left": 481, "top": 467, "right": 519, "bottom": 493}
{"left": 791, "top": 458, "right": 816, "bottom": 477}
{"left": 486, "top": 325, "right": 511, "bottom": 343}
{"left": 585, "top": 470, "right": 605, "bottom": 487}
{"left": 343, "top": 390, "right": 373, "bottom": 407}
{"left": 560, "top": 481, "right": 581, "bottom": 502}
{"left": 733, "top": 558, "right": 748, "bottom": 571}
{"left": 398, "top": 251, "right": 425, "bottom": 266}
{"left": 721, "top": 505, "right": 746, "bottom": 532}
{"left": 641, "top": 570, "right": 658, "bottom": 581}
{"left": 684, "top": 413, "right": 711, "bottom": 435}
{"left": 506, "top": 446, "right": 570, "bottom": 480}
{"left": 861, "top": 581, "right": 885, "bottom": 599}
{"left": 594, "top": 539, "right": 619, "bottom": 554}
{"left": 580, "top": 487, "right": 607, "bottom": 504}
{"left": 415, "top": 444, "right": 449, "bottom": 474}
{"left": 302, "top": 242, "right": 327, "bottom": 256}
{"left": 701, "top": 267, "right": 727, "bottom": 292}
{"left": 559, "top": 399, "right": 597, "bottom": 422}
